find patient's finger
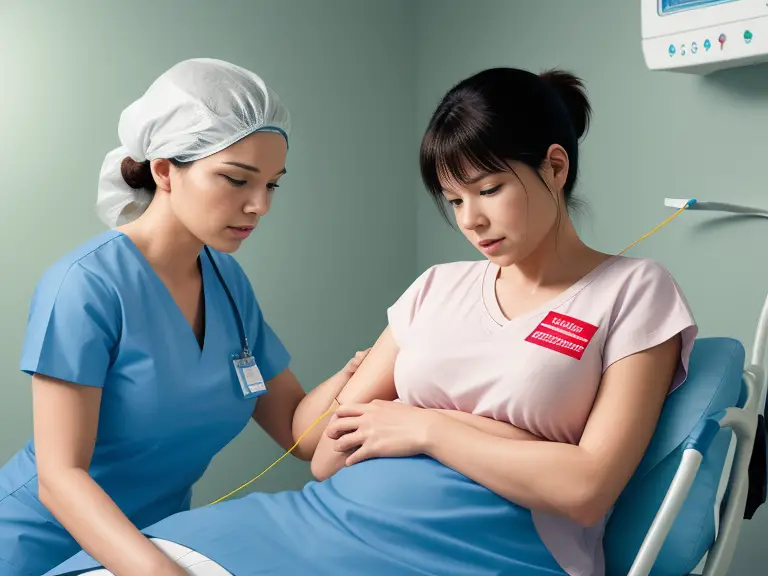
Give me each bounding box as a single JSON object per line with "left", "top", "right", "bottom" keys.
{"left": 334, "top": 403, "right": 367, "bottom": 418}
{"left": 326, "top": 416, "right": 362, "bottom": 439}
{"left": 334, "top": 430, "right": 365, "bottom": 453}
{"left": 346, "top": 445, "right": 371, "bottom": 466}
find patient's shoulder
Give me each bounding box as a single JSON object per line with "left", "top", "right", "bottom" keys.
{"left": 596, "top": 256, "right": 687, "bottom": 301}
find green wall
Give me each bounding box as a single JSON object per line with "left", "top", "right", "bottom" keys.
{"left": 413, "top": 1, "right": 768, "bottom": 573}
{"left": 0, "top": 0, "right": 418, "bottom": 504}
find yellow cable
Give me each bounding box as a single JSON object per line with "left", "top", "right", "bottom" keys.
{"left": 618, "top": 202, "right": 692, "bottom": 255}
{"left": 209, "top": 199, "right": 696, "bottom": 505}
{"left": 208, "top": 404, "right": 337, "bottom": 505}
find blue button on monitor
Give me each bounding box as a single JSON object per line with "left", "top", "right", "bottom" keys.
{"left": 669, "top": 44, "right": 676, "bottom": 56}
{"left": 704, "top": 39, "right": 712, "bottom": 51}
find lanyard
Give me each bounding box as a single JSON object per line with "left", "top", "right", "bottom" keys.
{"left": 204, "top": 246, "right": 250, "bottom": 358}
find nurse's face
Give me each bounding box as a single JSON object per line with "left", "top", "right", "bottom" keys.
{"left": 167, "top": 131, "right": 288, "bottom": 253}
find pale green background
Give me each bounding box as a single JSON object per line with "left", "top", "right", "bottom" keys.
{"left": 2, "top": 0, "right": 767, "bottom": 573}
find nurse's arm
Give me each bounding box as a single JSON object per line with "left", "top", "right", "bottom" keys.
{"left": 33, "top": 374, "right": 189, "bottom": 576}
{"left": 420, "top": 335, "right": 682, "bottom": 527}
{"left": 250, "top": 368, "right": 306, "bottom": 457}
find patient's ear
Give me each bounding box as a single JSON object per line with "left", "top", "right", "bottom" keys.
{"left": 544, "top": 144, "right": 570, "bottom": 193}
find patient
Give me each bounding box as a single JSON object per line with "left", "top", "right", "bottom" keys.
{"left": 48, "top": 67, "right": 697, "bottom": 576}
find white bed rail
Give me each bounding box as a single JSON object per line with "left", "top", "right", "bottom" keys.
{"left": 626, "top": 199, "right": 768, "bottom": 576}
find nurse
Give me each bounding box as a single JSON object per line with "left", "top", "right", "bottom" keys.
{"left": 0, "top": 58, "right": 368, "bottom": 576}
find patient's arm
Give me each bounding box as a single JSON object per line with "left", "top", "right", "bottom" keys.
{"left": 253, "top": 349, "right": 370, "bottom": 461}
{"left": 288, "top": 350, "right": 369, "bottom": 460}
{"left": 431, "top": 410, "right": 543, "bottom": 441}
{"left": 421, "top": 335, "right": 682, "bottom": 527}
{"left": 310, "top": 326, "right": 399, "bottom": 480}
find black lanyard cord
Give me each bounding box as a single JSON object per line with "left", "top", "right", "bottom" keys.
{"left": 204, "top": 246, "right": 250, "bottom": 357}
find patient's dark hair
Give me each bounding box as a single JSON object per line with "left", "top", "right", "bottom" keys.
{"left": 120, "top": 157, "right": 190, "bottom": 192}
{"left": 419, "top": 67, "right": 592, "bottom": 222}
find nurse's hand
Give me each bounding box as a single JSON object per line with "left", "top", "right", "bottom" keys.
{"left": 326, "top": 400, "right": 439, "bottom": 466}
{"left": 339, "top": 348, "right": 372, "bottom": 379}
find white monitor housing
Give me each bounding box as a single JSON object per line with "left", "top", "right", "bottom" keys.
{"left": 642, "top": 0, "right": 768, "bottom": 73}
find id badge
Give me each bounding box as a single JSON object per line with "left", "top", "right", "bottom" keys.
{"left": 233, "top": 354, "right": 267, "bottom": 399}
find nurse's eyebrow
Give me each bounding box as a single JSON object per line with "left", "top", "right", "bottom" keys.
{"left": 223, "top": 162, "right": 287, "bottom": 177}
{"left": 223, "top": 161, "right": 260, "bottom": 173}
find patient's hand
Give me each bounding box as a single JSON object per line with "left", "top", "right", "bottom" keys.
{"left": 326, "top": 400, "right": 437, "bottom": 466}
{"left": 428, "top": 409, "right": 544, "bottom": 442}
{"left": 325, "top": 401, "right": 545, "bottom": 468}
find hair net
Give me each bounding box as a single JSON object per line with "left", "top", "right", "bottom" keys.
{"left": 96, "top": 58, "right": 291, "bottom": 228}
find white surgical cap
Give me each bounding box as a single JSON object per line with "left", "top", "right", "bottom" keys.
{"left": 96, "top": 58, "right": 291, "bottom": 228}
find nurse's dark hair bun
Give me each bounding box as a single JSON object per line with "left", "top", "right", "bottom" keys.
{"left": 121, "top": 157, "right": 157, "bottom": 192}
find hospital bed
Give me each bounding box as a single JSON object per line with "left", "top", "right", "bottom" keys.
{"left": 603, "top": 199, "right": 768, "bottom": 575}
{"left": 64, "top": 301, "right": 768, "bottom": 576}
{"left": 68, "top": 199, "right": 768, "bottom": 576}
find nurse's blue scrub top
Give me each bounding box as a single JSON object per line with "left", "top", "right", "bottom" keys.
{"left": 0, "top": 230, "right": 290, "bottom": 573}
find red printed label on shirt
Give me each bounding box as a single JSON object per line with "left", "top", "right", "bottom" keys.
{"left": 524, "top": 312, "right": 598, "bottom": 360}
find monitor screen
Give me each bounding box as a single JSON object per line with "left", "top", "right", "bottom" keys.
{"left": 660, "top": 0, "right": 739, "bottom": 14}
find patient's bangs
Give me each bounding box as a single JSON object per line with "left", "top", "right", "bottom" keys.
{"left": 422, "top": 126, "right": 510, "bottom": 197}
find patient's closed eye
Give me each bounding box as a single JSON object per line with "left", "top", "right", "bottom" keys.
{"left": 480, "top": 185, "right": 501, "bottom": 195}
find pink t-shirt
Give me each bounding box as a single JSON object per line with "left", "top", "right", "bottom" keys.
{"left": 386, "top": 255, "right": 698, "bottom": 576}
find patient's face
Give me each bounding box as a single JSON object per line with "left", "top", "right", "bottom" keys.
{"left": 440, "top": 161, "right": 560, "bottom": 267}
